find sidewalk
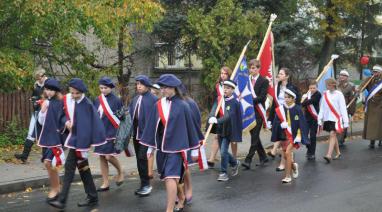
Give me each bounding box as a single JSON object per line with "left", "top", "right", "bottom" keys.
{"left": 0, "top": 120, "right": 364, "bottom": 194}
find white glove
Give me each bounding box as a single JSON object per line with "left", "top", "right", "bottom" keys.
{"left": 307, "top": 91, "right": 312, "bottom": 99}
{"left": 191, "top": 149, "right": 199, "bottom": 157}
{"left": 280, "top": 122, "right": 288, "bottom": 129}
{"left": 147, "top": 147, "right": 155, "bottom": 158}
{"left": 302, "top": 94, "right": 308, "bottom": 99}
{"left": 208, "top": 117, "right": 218, "bottom": 124}
{"left": 294, "top": 137, "right": 301, "bottom": 144}
{"left": 318, "top": 120, "right": 323, "bottom": 126}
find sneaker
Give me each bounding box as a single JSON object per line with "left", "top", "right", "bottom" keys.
{"left": 281, "top": 177, "right": 292, "bottom": 184}
{"left": 135, "top": 185, "right": 152, "bottom": 197}
{"left": 231, "top": 160, "right": 240, "bottom": 176}
{"left": 292, "top": 163, "right": 299, "bottom": 179}
{"left": 217, "top": 173, "right": 229, "bottom": 182}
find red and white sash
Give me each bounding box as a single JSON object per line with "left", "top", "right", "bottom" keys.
{"left": 51, "top": 147, "right": 65, "bottom": 168}
{"left": 197, "top": 143, "right": 209, "bottom": 171}
{"left": 275, "top": 106, "right": 299, "bottom": 149}
{"left": 305, "top": 92, "right": 318, "bottom": 120}
{"left": 98, "top": 94, "right": 120, "bottom": 129}
{"left": 323, "top": 91, "right": 343, "bottom": 134}
{"left": 249, "top": 76, "right": 271, "bottom": 129}
{"left": 216, "top": 83, "right": 225, "bottom": 117}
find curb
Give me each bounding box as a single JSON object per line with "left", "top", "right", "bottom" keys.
{"left": 0, "top": 174, "right": 101, "bottom": 195}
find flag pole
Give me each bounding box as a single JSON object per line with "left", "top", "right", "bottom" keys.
{"left": 203, "top": 40, "right": 251, "bottom": 144}
{"left": 301, "top": 54, "right": 339, "bottom": 103}
{"left": 256, "top": 14, "right": 277, "bottom": 60}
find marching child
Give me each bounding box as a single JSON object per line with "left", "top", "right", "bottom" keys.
{"left": 301, "top": 81, "right": 322, "bottom": 160}
{"left": 140, "top": 74, "right": 201, "bottom": 212}
{"left": 94, "top": 77, "right": 124, "bottom": 191}
{"left": 49, "top": 78, "right": 106, "bottom": 210}
{"left": 128, "top": 75, "right": 158, "bottom": 196}
{"left": 317, "top": 78, "right": 349, "bottom": 163}
{"left": 271, "top": 88, "right": 309, "bottom": 184}
{"left": 208, "top": 80, "right": 242, "bottom": 182}
{"left": 37, "top": 78, "right": 65, "bottom": 203}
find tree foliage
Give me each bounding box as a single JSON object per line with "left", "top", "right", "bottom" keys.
{"left": 0, "top": 0, "right": 163, "bottom": 94}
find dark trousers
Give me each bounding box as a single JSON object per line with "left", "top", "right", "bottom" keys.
{"left": 133, "top": 139, "right": 150, "bottom": 187}
{"left": 59, "top": 149, "right": 97, "bottom": 203}
{"left": 306, "top": 119, "right": 318, "bottom": 156}
{"left": 337, "top": 128, "right": 348, "bottom": 144}
{"left": 245, "top": 117, "right": 267, "bottom": 163}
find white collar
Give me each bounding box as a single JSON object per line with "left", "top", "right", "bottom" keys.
{"left": 285, "top": 103, "right": 295, "bottom": 109}
{"left": 74, "top": 94, "right": 85, "bottom": 103}
{"left": 252, "top": 74, "right": 259, "bottom": 81}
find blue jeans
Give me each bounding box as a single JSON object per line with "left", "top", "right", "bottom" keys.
{"left": 218, "top": 137, "right": 237, "bottom": 174}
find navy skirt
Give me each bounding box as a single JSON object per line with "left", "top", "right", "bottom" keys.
{"left": 156, "top": 151, "right": 185, "bottom": 180}
{"left": 41, "top": 147, "right": 54, "bottom": 162}
{"left": 94, "top": 139, "right": 120, "bottom": 156}
{"left": 323, "top": 121, "right": 336, "bottom": 132}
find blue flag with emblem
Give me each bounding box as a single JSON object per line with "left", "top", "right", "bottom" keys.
{"left": 232, "top": 57, "right": 257, "bottom": 132}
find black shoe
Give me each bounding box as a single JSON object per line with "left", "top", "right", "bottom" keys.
{"left": 256, "top": 158, "right": 269, "bottom": 166}
{"left": 267, "top": 152, "right": 276, "bottom": 159}
{"left": 241, "top": 161, "right": 251, "bottom": 170}
{"left": 14, "top": 139, "right": 34, "bottom": 163}
{"left": 207, "top": 161, "right": 215, "bottom": 168}
{"left": 307, "top": 155, "right": 316, "bottom": 161}
{"left": 49, "top": 200, "right": 65, "bottom": 210}
{"left": 136, "top": 185, "right": 152, "bottom": 197}
{"left": 97, "top": 186, "right": 110, "bottom": 192}
{"left": 275, "top": 167, "right": 285, "bottom": 172}
{"left": 379, "top": 141, "right": 382, "bottom": 147}
{"left": 323, "top": 156, "right": 331, "bottom": 164}
{"left": 369, "top": 144, "right": 375, "bottom": 149}
{"left": 116, "top": 180, "right": 124, "bottom": 187}
{"left": 46, "top": 194, "right": 58, "bottom": 203}
{"left": 77, "top": 198, "right": 98, "bottom": 207}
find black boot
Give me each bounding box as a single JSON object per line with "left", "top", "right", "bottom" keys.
{"left": 14, "top": 139, "right": 34, "bottom": 162}
{"left": 369, "top": 140, "right": 375, "bottom": 149}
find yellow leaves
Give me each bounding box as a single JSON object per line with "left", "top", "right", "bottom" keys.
{"left": 24, "top": 187, "right": 33, "bottom": 193}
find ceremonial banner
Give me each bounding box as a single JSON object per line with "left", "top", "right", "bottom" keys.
{"left": 232, "top": 57, "right": 257, "bottom": 132}
{"left": 317, "top": 65, "right": 334, "bottom": 93}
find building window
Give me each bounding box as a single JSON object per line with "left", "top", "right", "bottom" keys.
{"left": 167, "top": 47, "right": 176, "bottom": 66}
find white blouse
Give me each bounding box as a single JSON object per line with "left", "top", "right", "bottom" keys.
{"left": 317, "top": 90, "right": 349, "bottom": 128}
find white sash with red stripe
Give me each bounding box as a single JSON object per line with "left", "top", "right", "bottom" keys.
{"left": 98, "top": 94, "right": 120, "bottom": 129}
{"left": 323, "top": 91, "right": 344, "bottom": 134}
{"left": 306, "top": 92, "right": 318, "bottom": 120}
{"left": 275, "top": 106, "right": 299, "bottom": 149}
{"left": 249, "top": 76, "right": 271, "bottom": 129}
{"left": 216, "top": 83, "right": 225, "bottom": 117}
{"left": 158, "top": 97, "right": 170, "bottom": 151}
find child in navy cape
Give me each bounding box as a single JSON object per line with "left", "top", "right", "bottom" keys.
{"left": 93, "top": 77, "right": 124, "bottom": 192}
{"left": 208, "top": 80, "right": 242, "bottom": 182}
{"left": 128, "top": 75, "right": 158, "bottom": 196}
{"left": 140, "top": 74, "right": 201, "bottom": 212}
{"left": 271, "top": 88, "right": 309, "bottom": 184}
{"left": 37, "top": 78, "right": 66, "bottom": 203}
{"left": 49, "top": 78, "right": 106, "bottom": 210}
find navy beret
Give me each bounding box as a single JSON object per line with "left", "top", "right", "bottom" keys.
{"left": 135, "top": 75, "right": 152, "bottom": 87}
{"left": 98, "top": 76, "right": 115, "bottom": 88}
{"left": 157, "top": 74, "right": 182, "bottom": 87}
{"left": 68, "top": 78, "right": 88, "bottom": 93}
{"left": 44, "top": 78, "right": 61, "bottom": 92}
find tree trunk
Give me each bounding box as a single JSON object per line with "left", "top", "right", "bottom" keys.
{"left": 117, "top": 26, "right": 131, "bottom": 105}
{"left": 318, "top": 0, "right": 336, "bottom": 76}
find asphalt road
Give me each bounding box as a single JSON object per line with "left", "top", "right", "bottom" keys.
{"left": 1, "top": 139, "right": 382, "bottom": 212}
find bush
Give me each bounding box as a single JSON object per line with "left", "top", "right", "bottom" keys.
{"left": 0, "top": 119, "right": 27, "bottom": 147}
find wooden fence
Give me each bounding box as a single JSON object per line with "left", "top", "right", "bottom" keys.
{"left": 0, "top": 91, "right": 33, "bottom": 131}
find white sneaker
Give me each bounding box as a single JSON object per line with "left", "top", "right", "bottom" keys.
{"left": 282, "top": 177, "right": 292, "bottom": 184}
{"left": 292, "top": 163, "right": 299, "bottom": 179}
{"left": 217, "top": 173, "right": 229, "bottom": 182}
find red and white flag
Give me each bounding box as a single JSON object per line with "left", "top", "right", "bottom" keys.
{"left": 259, "top": 32, "right": 277, "bottom": 107}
